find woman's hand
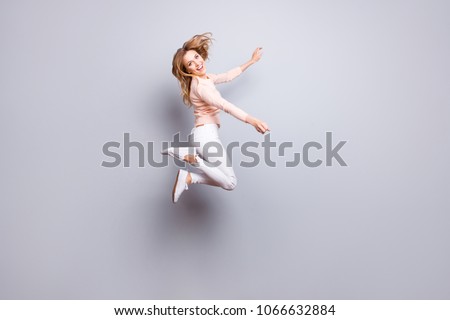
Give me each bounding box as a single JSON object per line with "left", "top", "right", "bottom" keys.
{"left": 251, "top": 47, "right": 263, "bottom": 63}
{"left": 246, "top": 115, "right": 270, "bottom": 134}
{"left": 240, "top": 47, "right": 263, "bottom": 72}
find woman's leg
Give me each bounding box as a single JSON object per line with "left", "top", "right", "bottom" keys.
{"left": 188, "top": 125, "right": 237, "bottom": 190}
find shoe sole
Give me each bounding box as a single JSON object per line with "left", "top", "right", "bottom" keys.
{"left": 172, "top": 169, "right": 181, "bottom": 203}
{"left": 162, "top": 148, "right": 197, "bottom": 164}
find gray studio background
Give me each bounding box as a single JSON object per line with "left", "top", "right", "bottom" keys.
{"left": 1, "top": 0, "right": 449, "bottom": 299}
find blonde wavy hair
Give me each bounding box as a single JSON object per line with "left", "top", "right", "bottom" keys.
{"left": 172, "top": 32, "right": 213, "bottom": 106}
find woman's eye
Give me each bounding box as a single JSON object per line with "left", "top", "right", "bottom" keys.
{"left": 195, "top": 54, "right": 198, "bottom": 59}
{"left": 188, "top": 62, "right": 192, "bottom": 66}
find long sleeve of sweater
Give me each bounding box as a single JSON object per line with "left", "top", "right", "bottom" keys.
{"left": 194, "top": 80, "right": 248, "bottom": 123}
{"left": 209, "top": 66, "right": 242, "bottom": 84}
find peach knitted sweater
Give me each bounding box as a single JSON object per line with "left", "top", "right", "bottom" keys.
{"left": 190, "top": 67, "right": 249, "bottom": 126}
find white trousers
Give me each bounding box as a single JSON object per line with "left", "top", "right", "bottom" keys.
{"left": 187, "top": 124, "right": 237, "bottom": 190}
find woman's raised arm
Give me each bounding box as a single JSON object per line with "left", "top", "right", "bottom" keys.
{"left": 240, "top": 47, "right": 263, "bottom": 72}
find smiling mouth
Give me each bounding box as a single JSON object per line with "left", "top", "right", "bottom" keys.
{"left": 196, "top": 64, "right": 203, "bottom": 71}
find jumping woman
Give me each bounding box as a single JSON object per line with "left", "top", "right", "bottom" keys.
{"left": 164, "top": 32, "right": 270, "bottom": 203}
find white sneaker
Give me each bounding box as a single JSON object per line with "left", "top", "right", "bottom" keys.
{"left": 162, "top": 147, "right": 197, "bottom": 162}
{"left": 172, "top": 169, "right": 189, "bottom": 203}
{"left": 161, "top": 147, "right": 198, "bottom": 166}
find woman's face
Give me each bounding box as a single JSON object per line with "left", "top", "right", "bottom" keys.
{"left": 183, "top": 50, "right": 206, "bottom": 77}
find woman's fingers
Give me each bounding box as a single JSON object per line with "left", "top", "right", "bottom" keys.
{"left": 252, "top": 47, "right": 263, "bottom": 62}
{"left": 260, "top": 122, "right": 269, "bottom": 133}
{"left": 250, "top": 118, "right": 270, "bottom": 134}
{"left": 259, "top": 124, "right": 265, "bottom": 133}
{"left": 256, "top": 121, "right": 270, "bottom": 134}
